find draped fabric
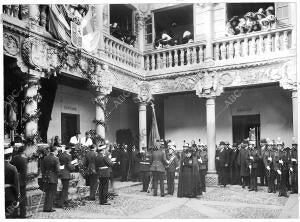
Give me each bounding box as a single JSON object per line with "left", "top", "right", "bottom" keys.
{"left": 148, "top": 104, "right": 160, "bottom": 149}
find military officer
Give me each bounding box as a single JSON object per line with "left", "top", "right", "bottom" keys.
{"left": 219, "top": 141, "right": 230, "bottom": 187}
{"left": 197, "top": 142, "right": 208, "bottom": 192}
{"left": 41, "top": 146, "right": 60, "bottom": 212}
{"left": 11, "top": 145, "right": 28, "bottom": 218}
{"left": 290, "top": 139, "right": 298, "bottom": 194}
{"left": 138, "top": 146, "right": 151, "bottom": 192}
{"left": 95, "top": 144, "right": 114, "bottom": 205}
{"left": 166, "top": 143, "right": 179, "bottom": 195}
{"left": 84, "top": 144, "right": 98, "bottom": 200}
{"left": 58, "top": 145, "right": 75, "bottom": 208}
{"left": 274, "top": 138, "right": 288, "bottom": 197}
{"left": 258, "top": 139, "right": 267, "bottom": 186}
{"left": 150, "top": 142, "right": 169, "bottom": 197}
{"left": 247, "top": 141, "right": 259, "bottom": 191}
{"left": 5, "top": 145, "right": 20, "bottom": 218}
{"left": 263, "top": 139, "right": 276, "bottom": 193}
{"left": 238, "top": 140, "right": 250, "bottom": 188}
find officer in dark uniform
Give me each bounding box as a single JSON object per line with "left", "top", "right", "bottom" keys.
{"left": 84, "top": 145, "right": 98, "bottom": 200}
{"left": 11, "top": 145, "right": 28, "bottom": 218}
{"left": 238, "top": 140, "right": 250, "bottom": 188}
{"left": 166, "top": 143, "right": 179, "bottom": 195}
{"left": 219, "top": 141, "right": 230, "bottom": 187}
{"left": 58, "top": 146, "right": 75, "bottom": 208}
{"left": 274, "top": 139, "right": 288, "bottom": 197}
{"left": 138, "top": 146, "right": 151, "bottom": 192}
{"left": 5, "top": 145, "right": 20, "bottom": 218}
{"left": 215, "top": 145, "right": 221, "bottom": 185}
{"left": 290, "top": 139, "right": 298, "bottom": 194}
{"left": 197, "top": 143, "right": 208, "bottom": 192}
{"left": 247, "top": 141, "right": 259, "bottom": 191}
{"left": 95, "top": 144, "right": 114, "bottom": 205}
{"left": 150, "top": 142, "right": 168, "bottom": 197}
{"left": 263, "top": 139, "right": 276, "bottom": 193}
{"left": 119, "top": 145, "right": 130, "bottom": 182}
{"left": 258, "top": 139, "right": 267, "bottom": 186}
{"left": 41, "top": 146, "right": 60, "bottom": 212}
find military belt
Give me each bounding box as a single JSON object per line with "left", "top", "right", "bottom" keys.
{"left": 99, "top": 166, "right": 108, "bottom": 169}
{"left": 140, "top": 162, "right": 150, "bottom": 165}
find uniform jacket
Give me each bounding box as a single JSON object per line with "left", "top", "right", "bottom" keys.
{"left": 95, "top": 153, "right": 114, "bottom": 177}
{"left": 85, "top": 150, "right": 97, "bottom": 175}
{"left": 219, "top": 148, "right": 230, "bottom": 167}
{"left": 41, "top": 153, "right": 60, "bottom": 184}
{"left": 138, "top": 151, "right": 151, "bottom": 172}
{"left": 290, "top": 147, "right": 298, "bottom": 172}
{"left": 198, "top": 150, "right": 208, "bottom": 170}
{"left": 5, "top": 161, "right": 20, "bottom": 202}
{"left": 246, "top": 149, "right": 260, "bottom": 169}
{"left": 263, "top": 149, "right": 275, "bottom": 169}
{"left": 274, "top": 150, "right": 289, "bottom": 172}
{"left": 11, "top": 154, "right": 28, "bottom": 187}
{"left": 150, "top": 149, "right": 168, "bottom": 173}
{"left": 166, "top": 153, "right": 179, "bottom": 172}
{"left": 230, "top": 149, "right": 240, "bottom": 168}
{"left": 58, "top": 151, "right": 75, "bottom": 179}
{"left": 237, "top": 147, "right": 250, "bottom": 176}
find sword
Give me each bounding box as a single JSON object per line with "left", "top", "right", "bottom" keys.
{"left": 147, "top": 175, "right": 153, "bottom": 193}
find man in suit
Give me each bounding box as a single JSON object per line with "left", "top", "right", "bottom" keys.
{"left": 247, "top": 142, "right": 260, "bottom": 191}
{"left": 290, "top": 140, "right": 298, "bottom": 194}
{"left": 258, "top": 139, "right": 267, "bottom": 186}
{"left": 95, "top": 144, "right": 114, "bottom": 205}
{"left": 219, "top": 141, "right": 230, "bottom": 187}
{"left": 41, "top": 146, "right": 60, "bottom": 212}
{"left": 80, "top": 131, "right": 93, "bottom": 147}
{"left": 58, "top": 146, "right": 75, "bottom": 208}
{"left": 238, "top": 140, "right": 250, "bottom": 188}
{"left": 166, "top": 143, "right": 179, "bottom": 195}
{"left": 11, "top": 145, "right": 28, "bottom": 218}
{"left": 84, "top": 144, "right": 98, "bottom": 200}
{"left": 150, "top": 142, "right": 169, "bottom": 197}
{"left": 230, "top": 143, "right": 240, "bottom": 185}
{"left": 5, "top": 145, "right": 20, "bottom": 218}
{"left": 197, "top": 143, "right": 208, "bottom": 192}
{"left": 138, "top": 146, "right": 151, "bottom": 192}
{"left": 119, "top": 145, "right": 130, "bottom": 182}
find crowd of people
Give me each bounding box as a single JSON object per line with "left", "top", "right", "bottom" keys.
{"left": 110, "top": 22, "right": 137, "bottom": 47}
{"left": 4, "top": 129, "right": 298, "bottom": 218}
{"left": 226, "top": 6, "right": 277, "bottom": 36}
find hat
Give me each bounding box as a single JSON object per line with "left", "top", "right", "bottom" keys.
{"left": 276, "top": 137, "right": 284, "bottom": 145}
{"left": 242, "top": 139, "right": 249, "bottom": 145}
{"left": 169, "top": 145, "right": 176, "bottom": 151}
{"left": 225, "top": 141, "right": 230, "bottom": 145}
{"left": 249, "top": 141, "right": 255, "bottom": 145}
{"left": 199, "top": 142, "right": 205, "bottom": 147}
{"left": 75, "top": 130, "right": 81, "bottom": 134}
{"left": 232, "top": 143, "right": 238, "bottom": 147}
{"left": 219, "top": 141, "right": 226, "bottom": 146}
{"left": 98, "top": 144, "right": 107, "bottom": 151}
{"left": 255, "top": 8, "right": 266, "bottom": 18}
{"left": 260, "top": 138, "right": 267, "bottom": 144}
{"left": 4, "top": 147, "right": 13, "bottom": 155}
{"left": 183, "top": 143, "right": 190, "bottom": 148}
{"left": 244, "top": 12, "right": 255, "bottom": 19}
{"left": 229, "top": 16, "right": 239, "bottom": 23}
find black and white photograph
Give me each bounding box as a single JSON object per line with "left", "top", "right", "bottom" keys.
{"left": 1, "top": 0, "right": 299, "bottom": 219}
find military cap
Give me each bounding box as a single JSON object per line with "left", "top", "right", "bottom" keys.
{"left": 219, "top": 141, "right": 226, "bottom": 146}
{"left": 225, "top": 141, "right": 230, "bottom": 145}
{"left": 98, "top": 144, "right": 107, "bottom": 151}
{"left": 276, "top": 137, "right": 284, "bottom": 145}
{"left": 260, "top": 138, "right": 267, "bottom": 144}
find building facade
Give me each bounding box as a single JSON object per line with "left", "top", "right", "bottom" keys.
{"left": 2, "top": 3, "right": 297, "bottom": 186}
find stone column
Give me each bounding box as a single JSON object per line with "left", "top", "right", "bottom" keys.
{"left": 292, "top": 91, "right": 298, "bottom": 141}
{"left": 94, "top": 91, "right": 108, "bottom": 142}
{"left": 205, "top": 3, "right": 214, "bottom": 61}
{"left": 138, "top": 101, "right": 147, "bottom": 150}
{"left": 95, "top": 4, "right": 105, "bottom": 55}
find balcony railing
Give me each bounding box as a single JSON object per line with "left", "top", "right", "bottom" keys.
{"left": 213, "top": 27, "right": 293, "bottom": 62}
{"left": 104, "top": 34, "right": 143, "bottom": 69}
{"left": 143, "top": 42, "right": 206, "bottom": 71}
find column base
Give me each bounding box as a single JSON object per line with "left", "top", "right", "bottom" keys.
{"left": 205, "top": 172, "right": 219, "bottom": 187}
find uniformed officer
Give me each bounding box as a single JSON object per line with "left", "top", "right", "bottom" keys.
{"left": 95, "top": 144, "right": 114, "bottom": 205}
{"left": 263, "top": 139, "right": 276, "bottom": 193}
{"left": 197, "top": 142, "right": 208, "bottom": 192}
{"left": 138, "top": 146, "right": 151, "bottom": 192}
{"left": 150, "top": 142, "right": 169, "bottom": 197}
{"left": 58, "top": 146, "right": 75, "bottom": 208}
{"left": 247, "top": 141, "right": 259, "bottom": 191}
{"left": 5, "top": 145, "right": 20, "bottom": 218}
{"left": 11, "top": 145, "right": 28, "bottom": 218}
{"left": 274, "top": 138, "right": 288, "bottom": 197}
{"left": 41, "top": 146, "right": 60, "bottom": 212}
{"left": 238, "top": 140, "right": 250, "bottom": 189}
{"left": 219, "top": 141, "right": 230, "bottom": 187}
{"left": 290, "top": 139, "right": 298, "bottom": 194}
{"left": 258, "top": 139, "right": 267, "bottom": 186}
{"left": 84, "top": 144, "right": 98, "bottom": 200}
{"left": 166, "top": 143, "right": 179, "bottom": 195}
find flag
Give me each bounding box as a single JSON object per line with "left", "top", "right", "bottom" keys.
{"left": 81, "top": 5, "right": 101, "bottom": 52}
{"left": 48, "top": 5, "right": 71, "bottom": 43}
{"left": 148, "top": 103, "right": 160, "bottom": 149}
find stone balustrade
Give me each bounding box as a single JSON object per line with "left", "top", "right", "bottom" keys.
{"left": 104, "top": 34, "right": 143, "bottom": 69}
{"left": 213, "top": 27, "right": 293, "bottom": 61}
{"left": 143, "top": 42, "right": 206, "bottom": 71}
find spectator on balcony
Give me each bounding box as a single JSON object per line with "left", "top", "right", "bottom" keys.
{"left": 244, "top": 12, "right": 260, "bottom": 33}
{"left": 255, "top": 8, "right": 266, "bottom": 31}
{"left": 226, "top": 16, "right": 239, "bottom": 36}
{"left": 161, "top": 30, "right": 172, "bottom": 47}
{"left": 182, "top": 30, "right": 193, "bottom": 44}
{"left": 110, "top": 23, "right": 122, "bottom": 39}
{"left": 264, "top": 6, "right": 277, "bottom": 30}
{"left": 237, "top": 18, "right": 247, "bottom": 34}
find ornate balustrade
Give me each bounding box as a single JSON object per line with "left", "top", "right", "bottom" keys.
{"left": 103, "top": 34, "right": 143, "bottom": 69}
{"left": 143, "top": 41, "right": 206, "bottom": 71}
{"left": 213, "top": 26, "right": 293, "bottom": 62}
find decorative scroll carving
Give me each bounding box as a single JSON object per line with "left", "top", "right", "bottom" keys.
{"left": 3, "top": 33, "right": 19, "bottom": 56}
{"left": 195, "top": 71, "right": 222, "bottom": 98}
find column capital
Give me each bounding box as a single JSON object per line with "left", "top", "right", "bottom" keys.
{"left": 195, "top": 71, "right": 223, "bottom": 98}
{"left": 134, "top": 82, "right": 153, "bottom": 105}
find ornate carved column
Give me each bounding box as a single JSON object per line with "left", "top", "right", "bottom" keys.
{"left": 195, "top": 71, "right": 223, "bottom": 186}
{"left": 95, "top": 4, "right": 105, "bottom": 56}
{"left": 134, "top": 83, "right": 152, "bottom": 151}
{"left": 292, "top": 91, "right": 298, "bottom": 141}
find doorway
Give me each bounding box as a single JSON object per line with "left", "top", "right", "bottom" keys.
{"left": 61, "top": 113, "right": 80, "bottom": 145}
{"left": 232, "top": 114, "right": 260, "bottom": 147}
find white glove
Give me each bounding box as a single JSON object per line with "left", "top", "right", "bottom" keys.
{"left": 198, "top": 158, "right": 203, "bottom": 163}
{"left": 277, "top": 170, "right": 282, "bottom": 175}
{"left": 291, "top": 158, "right": 297, "bottom": 162}
{"left": 175, "top": 172, "right": 179, "bottom": 177}
{"left": 250, "top": 156, "right": 253, "bottom": 160}
{"left": 279, "top": 160, "right": 283, "bottom": 164}
{"left": 216, "top": 157, "right": 220, "bottom": 160}
{"left": 268, "top": 157, "right": 272, "bottom": 161}
{"left": 249, "top": 165, "right": 252, "bottom": 169}
{"left": 290, "top": 167, "right": 293, "bottom": 172}
{"left": 266, "top": 166, "right": 270, "bottom": 170}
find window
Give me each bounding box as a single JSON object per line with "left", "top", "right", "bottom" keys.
{"left": 145, "top": 15, "right": 153, "bottom": 44}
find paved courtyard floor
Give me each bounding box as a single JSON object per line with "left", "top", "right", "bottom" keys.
{"left": 32, "top": 182, "right": 299, "bottom": 219}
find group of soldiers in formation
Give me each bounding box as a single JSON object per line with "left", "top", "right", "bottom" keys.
{"left": 226, "top": 6, "right": 277, "bottom": 36}
{"left": 215, "top": 138, "right": 298, "bottom": 197}
{"left": 4, "top": 131, "right": 298, "bottom": 218}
